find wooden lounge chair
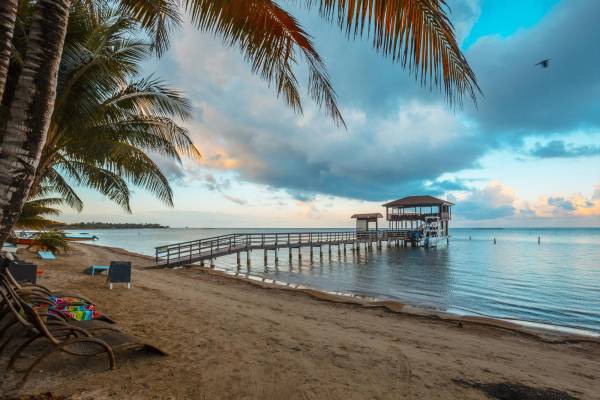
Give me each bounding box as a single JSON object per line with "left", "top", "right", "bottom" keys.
{"left": 0, "top": 282, "right": 117, "bottom": 387}
{"left": 0, "top": 263, "right": 165, "bottom": 389}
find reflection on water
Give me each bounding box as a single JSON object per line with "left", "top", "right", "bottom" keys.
{"left": 83, "top": 228, "right": 600, "bottom": 333}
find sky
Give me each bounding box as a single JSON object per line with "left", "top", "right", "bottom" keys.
{"left": 60, "top": 0, "right": 600, "bottom": 228}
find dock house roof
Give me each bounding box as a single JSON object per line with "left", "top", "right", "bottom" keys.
{"left": 351, "top": 213, "right": 383, "bottom": 219}
{"left": 382, "top": 195, "right": 454, "bottom": 208}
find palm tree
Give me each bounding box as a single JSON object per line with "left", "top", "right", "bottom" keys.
{"left": 16, "top": 197, "right": 63, "bottom": 230}
{"left": 0, "top": 0, "right": 72, "bottom": 244}
{"left": 28, "top": 4, "right": 200, "bottom": 212}
{"left": 0, "top": 0, "right": 480, "bottom": 243}
{"left": 0, "top": 0, "right": 18, "bottom": 102}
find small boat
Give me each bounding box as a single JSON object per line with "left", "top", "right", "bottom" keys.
{"left": 64, "top": 232, "right": 99, "bottom": 241}
{"left": 14, "top": 231, "right": 99, "bottom": 243}
{"left": 15, "top": 231, "right": 37, "bottom": 245}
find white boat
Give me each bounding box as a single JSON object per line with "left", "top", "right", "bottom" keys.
{"left": 64, "top": 232, "right": 99, "bottom": 241}
{"left": 421, "top": 217, "right": 448, "bottom": 248}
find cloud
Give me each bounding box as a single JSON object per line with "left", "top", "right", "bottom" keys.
{"left": 547, "top": 196, "right": 576, "bottom": 211}
{"left": 425, "top": 178, "right": 472, "bottom": 193}
{"left": 222, "top": 194, "right": 247, "bottom": 205}
{"left": 450, "top": 182, "right": 600, "bottom": 224}
{"left": 464, "top": 0, "right": 600, "bottom": 136}
{"left": 451, "top": 182, "right": 516, "bottom": 220}
{"left": 528, "top": 140, "right": 600, "bottom": 158}
{"left": 204, "top": 173, "right": 231, "bottom": 192}
{"left": 156, "top": 0, "right": 600, "bottom": 207}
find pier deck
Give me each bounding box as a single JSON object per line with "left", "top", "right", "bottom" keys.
{"left": 155, "top": 230, "right": 411, "bottom": 268}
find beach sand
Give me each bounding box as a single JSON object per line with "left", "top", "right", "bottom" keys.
{"left": 2, "top": 243, "right": 599, "bottom": 399}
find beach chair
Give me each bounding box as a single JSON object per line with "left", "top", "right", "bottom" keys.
{"left": 37, "top": 250, "right": 56, "bottom": 260}
{"left": 6, "top": 260, "right": 38, "bottom": 285}
{"left": 0, "top": 279, "right": 117, "bottom": 387}
{"left": 88, "top": 265, "right": 110, "bottom": 275}
{"left": 1, "top": 242, "right": 17, "bottom": 254}
{"left": 107, "top": 261, "right": 132, "bottom": 289}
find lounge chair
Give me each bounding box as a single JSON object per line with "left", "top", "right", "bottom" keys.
{"left": 0, "top": 279, "right": 117, "bottom": 386}
{"left": 0, "top": 258, "right": 165, "bottom": 389}
{"left": 6, "top": 260, "right": 37, "bottom": 285}
{"left": 85, "top": 265, "right": 110, "bottom": 275}
{"left": 1, "top": 242, "right": 17, "bottom": 254}
{"left": 107, "top": 261, "right": 132, "bottom": 289}
{"left": 37, "top": 250, "right": 56, "bottom": 260}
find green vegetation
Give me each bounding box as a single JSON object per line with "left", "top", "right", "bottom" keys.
{"left": 36, "top": 231, "right": 69, "bottom": 254}
{"left": 22, "top": 3, "right": 200, "bottom": 213}
{"left": 55, "top": 222, "right": 168, "bottom": 230}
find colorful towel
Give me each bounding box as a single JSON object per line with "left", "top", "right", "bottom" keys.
{"left": 46, "top": 296, "right": 100, "bottom": 321}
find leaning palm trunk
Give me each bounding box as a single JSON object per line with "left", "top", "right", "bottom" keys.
{"left": 0, "top": 0, "right": 18, "bottom": 101}
{"left": 0, "top": 0, "right": 72, "bottom": 243}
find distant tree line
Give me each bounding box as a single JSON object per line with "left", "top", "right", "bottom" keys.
{"left": 53, "top": 222, "right": 169, "bottom": 230}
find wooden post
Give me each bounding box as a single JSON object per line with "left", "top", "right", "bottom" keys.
{"left": 247, "top": 251, "right": 251, "bottom": 267}
{"left": 236, "top": 252, "right": 240, "bottom": 266}
{"left": 264, "top": 249, "right": 268, "bottom": 265}
{"left": 289, "top": 248, "right": 292, "bottom": 263}
{"left": 310, "top": 247, "right": 313, "bottom": 262}
{"left": 275, "top": 248, "right": 279, "bottom": 264}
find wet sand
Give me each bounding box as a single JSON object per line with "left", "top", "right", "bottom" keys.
{"left": 2, "top": 243, "right": 599, "bottom": 399}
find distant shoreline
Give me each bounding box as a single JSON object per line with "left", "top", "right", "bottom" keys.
{"left": 56, "top": 222, "right": 169, "bottom": 229}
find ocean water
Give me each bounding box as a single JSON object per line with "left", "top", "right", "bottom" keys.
{"left": 77, "top": 228, "right": 600, "bottom": 333}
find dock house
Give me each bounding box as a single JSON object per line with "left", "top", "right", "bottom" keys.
{"left": 351, "top": 213, "right": 382, "bottom": 232}
{"left": 383, "top": 195, "right": 453, "bottom": 238}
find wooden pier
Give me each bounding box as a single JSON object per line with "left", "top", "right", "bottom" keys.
{"left": 155, "top": 230, "right": 411, "bottom": 268}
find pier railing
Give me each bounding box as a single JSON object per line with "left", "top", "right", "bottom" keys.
{"left": 155, "top": 230, "right": 410, "bottom": 267}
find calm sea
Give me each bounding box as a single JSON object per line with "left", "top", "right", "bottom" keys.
{"left": 75, "top": 228, "right": 600, "bottom": 334}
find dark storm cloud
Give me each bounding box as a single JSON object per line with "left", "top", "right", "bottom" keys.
{"left": 465, "top": 0, "right": 600, "bottom": 136}
{"left": 169, "top": 0, "right": 600, "bottom": 203}
{"left": 529, "top": 140, "right": 600, "bottom": 158}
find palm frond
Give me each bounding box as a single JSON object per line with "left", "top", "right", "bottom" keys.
{"left": 299, "top": 0, "right": 480, "bottom": 105}
{"left": 103, "top": 76, "right": 192, "bottom": 120}
{"left": 117, "top": 0, "right": 182, "bottom": 56}
{"left": 56, "top": 160, "right": 134, "bottom": 212}
{"left": 17, "top": 197, "right": 63, "bottom": 230}
{"left": 184, "top": 0, "right": 345, "bottom": 126}
{"left": 43, "top": 168, "right": 84, "bottom": 211}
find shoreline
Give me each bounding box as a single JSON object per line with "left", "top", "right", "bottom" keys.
{"left": 92, "top": 242, "right": 600, "bottom": 340}
{"left": 5, "top": 242, "right": 598, "bottom": 399}
{"left": 190, "top": 264, "right": 600, "bottom": 344}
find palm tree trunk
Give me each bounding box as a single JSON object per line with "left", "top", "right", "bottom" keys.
{"left": 0, "top": 0, "right": 72, "bottom": 243}
{"left": 0, "top": 0, "right": 18, "bottom": 102}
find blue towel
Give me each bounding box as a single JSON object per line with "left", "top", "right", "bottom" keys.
{"left": 38, "top": 250, "right": 56, "bottom": 260}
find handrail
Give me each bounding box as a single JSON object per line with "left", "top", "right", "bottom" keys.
{"left": 155, "top": 229, "right": 413, "bottom": 265}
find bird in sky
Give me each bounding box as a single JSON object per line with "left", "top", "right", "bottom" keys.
{"left": 535, "top": 59, "right": 550, "bottom": 68}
